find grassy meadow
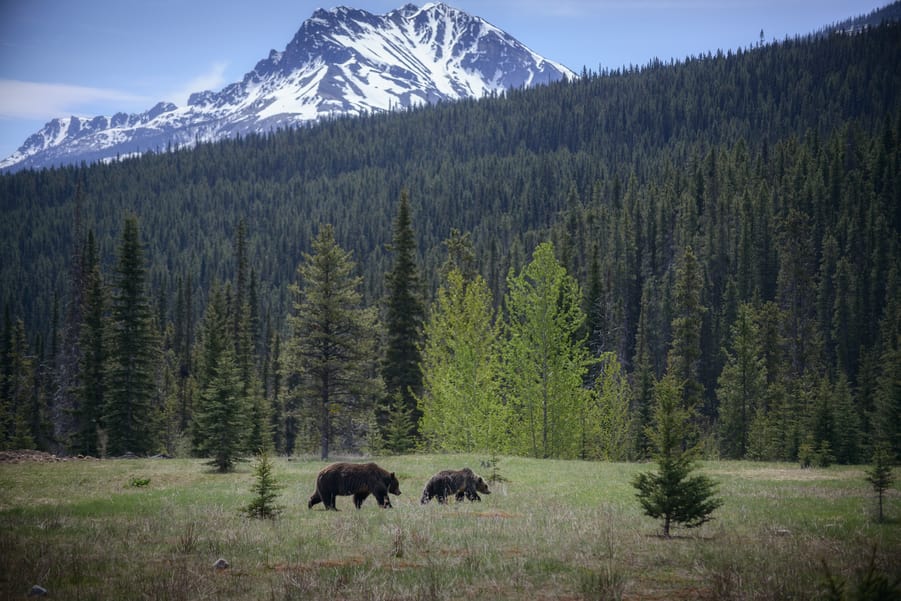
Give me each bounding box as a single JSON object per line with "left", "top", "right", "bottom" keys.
{"left": 0, "top": 453, "right": 898, "bottom": 600}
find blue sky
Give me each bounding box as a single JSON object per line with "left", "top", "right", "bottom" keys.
{"left": 0, "top": 0, "right": 888, "bottom": 161}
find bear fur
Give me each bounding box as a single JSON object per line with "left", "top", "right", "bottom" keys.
{"left": 420, "top": 467, "right": 491, "bottom": 504}
{"left": 308, "top": 462, "right": 401, "bottom": 510}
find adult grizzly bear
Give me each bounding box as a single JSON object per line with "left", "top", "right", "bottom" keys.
{"left": 420, "top": 467, "right": 491, "bottom": 504}
{"left": 308, "top": 462, "right": 401, "bottom": 510}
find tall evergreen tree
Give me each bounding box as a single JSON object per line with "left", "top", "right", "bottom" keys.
{"left": 287, "top": 225, "right": 381, "bottom": 459}
{"left": 382, "top": 191, "right": 425, "bottom": 447}
{"left": 74, "top": 231, "right": 106, "bottom": 456}
{"left": 667, "top": 245, "right": 707, "bottom": 438}
{"left": 105, "top": 216, "right": 159, "bottom": 456}
{"left": 632, "top": 280, "right": 657, "bottom": 458}
{"left": 716, "top": 303, "right": 767, "bottom": 459}
{"left": 193, "top": 284, "right": 248, "bottom": 472}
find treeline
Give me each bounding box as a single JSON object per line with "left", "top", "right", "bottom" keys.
{"left": 0, "top": 23, "right": 899, "bottom": 463}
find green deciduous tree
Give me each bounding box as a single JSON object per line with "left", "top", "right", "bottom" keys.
{"left": 503, "top": 242, "right": 590, "bottom": 459}
{"left": 286, "top": 225, "right": 381, "bottom": 460}
{"left": 582, "top": 352, "right": 633, "bottom": 461}
{"left": 633, "top": 375, "right": 723, "bottom": 537}
{"left": 418, "top": 269, "right": 506, "bottom": 453}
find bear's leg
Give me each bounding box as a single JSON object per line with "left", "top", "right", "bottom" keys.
{"left": 353, "top": 491, "right": 370, "bottom": 508}
{"left": 374, "top": 490, "right": 392, "bottom": 508}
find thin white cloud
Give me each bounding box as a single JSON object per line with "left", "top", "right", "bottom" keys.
{"left": 0, "top": 80, "right": 150, "bottom": 119}
{"left": 165, "top": 61, "right": 230, "bottom": 106}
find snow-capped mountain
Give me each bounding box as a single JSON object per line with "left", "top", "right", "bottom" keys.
{"left": 1, "top": 3, "right": 574, "bottom": 172}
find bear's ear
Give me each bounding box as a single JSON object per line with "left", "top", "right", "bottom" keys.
{"left": 390, "top": 472, "right": 396, "bottom": 478}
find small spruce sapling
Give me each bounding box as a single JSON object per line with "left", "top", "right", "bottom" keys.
{"left": 243, "top": 449, "right": 283, "bottom": 519}
{"left": 865, "top": 443, "right": 895, "bottom": 523}
{"left": 632, "top": 375, "right": 723, "bottom": 537}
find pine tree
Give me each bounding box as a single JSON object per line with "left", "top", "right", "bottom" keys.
{"left": 105, "top": 216, "right": 159, "bottom": 456}
{"left": 381, "top": 393, "right": 416, "bottom": 454}
{"left": 382, "top": 191, "right": 425, "bottom": 447}
{"left": 716, "top": 303, "right": 767, "bottom": 458}
{"left": 667, "top": 245, "right": 707, "bottom": 438}
{"left": 74, "top": 231, "right": 105, "bottom": 456}
{"left": 632, "top": 375, "right": 723, "bottom": 537}
{"left": 865, "top": 443, "right": 895, "bottom": 523}
{"left": 632, "top": 281, "right": 657, "bottom": 459}
{"left": 286, "top": 225, "right": 381, "bottom": 460}
{"left": 193, "top": 284, "right": 248, "bottom": 472}
{"left": 243, "top": 448, "right": 283, "bottom": 519}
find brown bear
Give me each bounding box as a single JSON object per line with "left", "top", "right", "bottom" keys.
{"left": 420, "top": 467, "right": 491, "bottom": 504}
{"left": 308, "top": 462, "right": 401, "bottom": 510}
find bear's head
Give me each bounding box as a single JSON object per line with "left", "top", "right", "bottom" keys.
{"left": 387, "top": 472, "right": 402, "bottom": 496}
{"left": 475, "top": 476, "right": 491, "bottom": 495}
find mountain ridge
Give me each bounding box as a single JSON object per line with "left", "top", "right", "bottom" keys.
{"left": 0, "top": 2, "right": 574, "bottom": 173}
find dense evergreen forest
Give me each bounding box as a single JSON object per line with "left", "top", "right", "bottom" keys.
{"left": 1, "top": 23, "right": 899, "bottom": 464}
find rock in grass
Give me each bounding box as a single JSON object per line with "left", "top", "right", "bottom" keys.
{"left": 213, "top": 558, "right": 229, "bottom": 570}
{"left": 28, "top": 585, "right": 47, "bottom": 596}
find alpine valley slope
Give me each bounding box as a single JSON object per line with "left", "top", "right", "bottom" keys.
{"left": 0, "top": 2, "right": 574, "bottom": 173}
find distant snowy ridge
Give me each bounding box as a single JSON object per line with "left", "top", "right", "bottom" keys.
{"left": 1, "top": 2, "right": 574, "bottom": 172}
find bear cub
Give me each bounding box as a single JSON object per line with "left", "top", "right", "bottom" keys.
{"left": 308, "top": 462, "right": 401, "bottom": 510}
{"left": 420, "top": 467, "right": 491, "bottom": 504}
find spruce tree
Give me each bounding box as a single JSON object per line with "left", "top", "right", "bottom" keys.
{"left": 865, "top": 443, "right": 895, "bottom": 523}
{"left": 74, "top": 231, "right": 105, "bottom": 456}
{"left": 287, "top": 225, "right": 380, "bottom": 460}
{"left": 382, "top": 191, "right": 424, "bottom": 447}
{"left": 716, "top": 303, "right": 767, "bottom": 459}
{"left": 632, "top": 375, "right": 723, "bottom": 537}
{"left": 105, "top": 216, "right": 158, "bottom": 456}
{"left": 243, "top": 448, "right": 284, "bottom": 519}
{"left": 193, "top": 284, "right": 248, "bottom": 472}
{"left": 667, "top": 245, "right": 707, "bottom": 440}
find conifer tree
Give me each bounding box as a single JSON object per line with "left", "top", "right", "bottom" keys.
{"left": 243, "top": 448, "right": 284, "bottom": 519}
{"left": 193, "top": 284, "right": 248, "bottom": 472}
{"left": 6, "top": 319, "right": 37, "bottom": 449}
{"left": 74, "top": 231, "right": 106, "bottom": 456}
{"left": 865, "top": 443, "right": 895, "bottom": 523}
{"left": 667, "top": 245, "right": 707, "bottom": 438}
{"left": 105, "top": 216, "right": 158, "bottom": 456}
{"left": 632, "top": 375, "right": 723, "bottom": 537}
{"left": 716, "top": 303, "right": 767, "bottom": 458}
{"left": 632, "top": 282, "right": 657, "bottom": 459}
{"left": 382, "top": 191, "right": 424, "bottom": 447}
{"left": 286, "top": 225, "right": 380, "bottom": 460}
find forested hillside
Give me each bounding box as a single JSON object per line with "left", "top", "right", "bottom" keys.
{"left": 1, "top": 23, "right": 899, "bottom": 463}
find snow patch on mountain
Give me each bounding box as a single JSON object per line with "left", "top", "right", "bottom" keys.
{"left": 1, "top": 3, "right": 574, "bottom": 172}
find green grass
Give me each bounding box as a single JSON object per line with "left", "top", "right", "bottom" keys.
{"left": 1, "top": 454, "right": 898, "bottom": 600}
